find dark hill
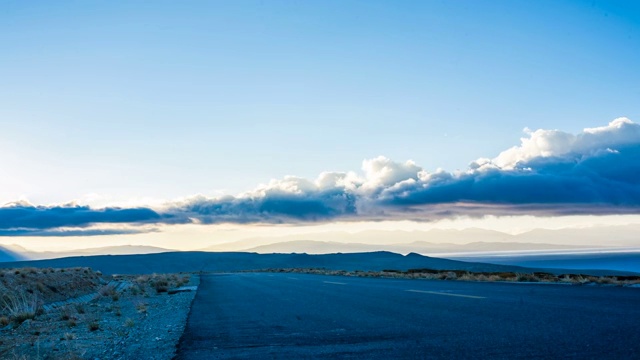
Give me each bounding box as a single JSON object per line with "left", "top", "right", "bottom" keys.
{"left": 0, "top": 251, "right": 634, "bottom": 276}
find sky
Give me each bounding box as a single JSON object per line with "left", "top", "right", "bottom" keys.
{"left": 1, "top": 1, "right": 640, "bottom": 250}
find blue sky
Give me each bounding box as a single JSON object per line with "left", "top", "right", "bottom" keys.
{"left": 1, "top": 1, "right": 640, "bottom": 247}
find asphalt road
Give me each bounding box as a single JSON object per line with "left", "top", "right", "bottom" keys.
{"left": 175, "top": 273, "right": 640, "bottom": 359}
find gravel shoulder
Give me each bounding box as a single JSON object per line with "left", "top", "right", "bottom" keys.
{"left": 0, "top": 269, "right": 199, "bottom": 360}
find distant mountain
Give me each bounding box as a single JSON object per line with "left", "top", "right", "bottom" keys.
{"left": 202, "top": 225, "right": 639, "bottom": 253}
{"left": 201, "top": 228, "right": 518, "bottom": 252}
{"left": 244, "top": 240, "right": 585, "bottom": 255}
{"left": 0, "top": 245, "right": 26, "bottom": 262}
{"left": 0, "top": 251, "right": 633, "bottom": 276}
{"left": 452, "top": 251, "right": 640, "bottom": 273}
{"left": 0, "top": 245, "right": 174, "bottom": 261}
{"left": 245, "top": 241, "right": 376, "bottom": 254}
{"left": 517, "top": 225, "right": 640, "bottom": 246}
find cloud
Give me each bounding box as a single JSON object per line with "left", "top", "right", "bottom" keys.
{"left": 492, "top": 117, "right": 640, "bottom": 169}
{"left": 3, "top": 118, "right": 640, "bottom": 233}
{"left": 168, "top": 118, "right": 640, "bottom": 222}
{"left": 0, "top": 201, "right": 166, "bottom": 235}
{"left": 0, "top": 228, "right": 153, "bottom": 237}
{"left": 170, "top": 185, "right": 358, "bottom": 224}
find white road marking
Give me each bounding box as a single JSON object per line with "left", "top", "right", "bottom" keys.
{"left": 323, "top": 281, "right": 347, "bottom": 285}
{"left": 406, "top": 289, "right": 486, "bottom": 299}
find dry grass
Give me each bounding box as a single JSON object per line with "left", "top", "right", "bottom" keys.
{"left": 0, "top": 290, "right": 39, "bottom": 325}
{"left": 135, "top": 301, "right": 148, "bottom": 314}
{"left": 88, "top": 319, "right": 100, "bottom": 332}
{"left": 122, "top": 273, "right": 192, "bottom": 297}
{"left": 0, "top": 266, "right": 103, "bottom": 335}
{"left": 98, "top": 284, "right": 117, "bottom": 298}
{"left": 0, "top": 267, "right": 101, "bottom": 308}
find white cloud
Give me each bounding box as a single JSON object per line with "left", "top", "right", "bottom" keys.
{"left": 360, "top": 156, "right": 423, "bottom": 191}
{"left": 5, "top": 118, "right": 640, "bottom": 231}
{"left": 491, "top": 117, "right": 640, "bottom": 170}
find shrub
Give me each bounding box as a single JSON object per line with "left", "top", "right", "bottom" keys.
{"left": 135, "top": 302, "right": 148, "bottom": 314}
{"left": 1, "top": 291, "right": 39, "bottom": 325}
{"left": 75, "top": 304, "right": 85, "bottom": 314}
{"left": 35, "top": 282, "right": 46, "bottom": 293}
{"left": 135, "top": 275, "right": 150, "bottom": 285}
{"left": 596, "top": 276, "right": 616, "bottom": 285}
{"left": 60, "top": 306, "right": 73, "bottom": 321}
{"left": 155, "top": 281, "right": 169, "bottom": 293}
{"left": 99, "top": 284, "right": 116, "bottom": 297}
{"left": 88, "top": 320, "right": 99, "bottom": 331}
{"left": 516, "top": 273, "right": 538, "bottom": 282}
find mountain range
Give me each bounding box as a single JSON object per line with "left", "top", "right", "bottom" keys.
{"left": 0, "top": 244, "right": 172, "bottom": 262}
{"left": 201, "top": 225, "right": 640, "bottom": 253}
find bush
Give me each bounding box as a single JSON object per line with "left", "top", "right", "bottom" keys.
{"left": 88, "top": 320, "right": 99, "bottom": 331}
{"left": 99, "top": 284, "right": 116, "bottom": 297}
{"left": 1, "top": 291, "right": 39, "bottom": 325}
{"left": 155, "top": 282, "right": 168, "bottom": 293}
{"left": 135, "top": 302, "right": 148, "bottom": 314}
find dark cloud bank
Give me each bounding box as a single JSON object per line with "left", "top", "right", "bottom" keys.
{"left": 3, "top": 118, "right": 640, "bottom": 236}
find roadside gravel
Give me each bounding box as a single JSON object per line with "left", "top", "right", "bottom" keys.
{"left": 0, "top": 272, "right": 199, "bottom": 360}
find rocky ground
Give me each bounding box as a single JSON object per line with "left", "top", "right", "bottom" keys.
{"left": 0, "top": 268, "right": 198, "bottom": 360}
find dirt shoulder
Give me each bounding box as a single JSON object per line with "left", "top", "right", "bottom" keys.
{"left": 0, "top": 268, "right": 198, "bottom": 360}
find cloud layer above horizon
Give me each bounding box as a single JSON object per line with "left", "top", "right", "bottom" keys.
{"left": 3, "top": 118, "right": 640, "bottom": 235}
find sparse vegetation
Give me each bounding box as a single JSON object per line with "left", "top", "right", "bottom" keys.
{"left": 257, "top": 268, "right": 640, "bottom": 286}
{"left": 151, "top": 274, "right": 170, "bottom": 293}
{"left": 136, "top": 302, "right": 148, "bottom": 314}
{"left": 88, "top": 319, "right": 100, "bottom": 331}
{"left": 0, "top": 290, "right": 39, "bottom": 325}
{"left": 99, "top": 284, "right": 117, "bottom": 298}
{"left": 75, "top": 303, "right": 86, "bottom": 314}
{"left": 0, "top": 267, "right": 197, "bottom": 359}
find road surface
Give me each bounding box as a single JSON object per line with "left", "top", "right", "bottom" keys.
{"left": 175, "top": 273, "right": 640, "bottom": 359}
